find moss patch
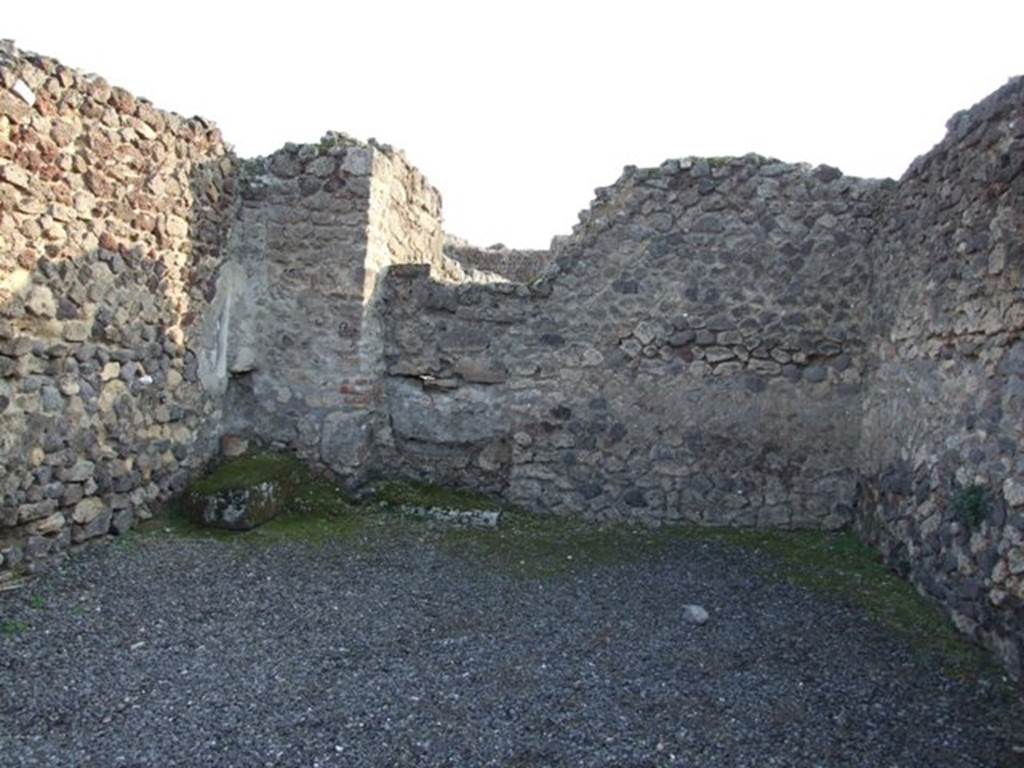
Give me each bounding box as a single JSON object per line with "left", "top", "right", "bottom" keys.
{"left": 181, "top": 453, "right": 308, "bottom": 530}
{"left": 1, "top": 619, "right": 28, "bottom": 637}
{"left": 438, "top": 513, "right": 1007, "bottom": 683}
{"left": 187, "top": 453, "right": 300, "bottom": 496}
{"left": 145, "top": 453, "right": 364, "bottom": 545}
{"left": 672, "top": 526, "right": 1007, "bottom": 682}
{"left": 439, "top": 511, "right": 679, "bottom": 578}
{"left": 370, "top": 479, "right": 508, "bottom": 512}
{"left": 952, "top": 483, "right": 989, "bottom": 530}
{"left": 142, "top": 502, "right": 367, "bottom": 548}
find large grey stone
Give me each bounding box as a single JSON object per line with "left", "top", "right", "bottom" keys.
{"left": 320, "top": 411, "right": 373, "bottom": 476}
{"left": 184, "top": 482, "right": 283, "bottom": 531}
{"left": 181, "top": 455, "right": 300, "bottom": 531}
{"left": 387, "top": 378, "right": 509, "bottom": 444}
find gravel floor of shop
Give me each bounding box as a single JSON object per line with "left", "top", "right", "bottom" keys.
{"left": 2, "top": 506, "right": 1022, "bottom": 768}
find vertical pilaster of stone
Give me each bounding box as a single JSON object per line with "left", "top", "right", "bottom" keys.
{"left": 317, "top": 147, "right": 391, "bottom": 480}
{"left": 319, "top": 144, "right": 444, "bottom": 481}
{"left": 217, "top": 140, "right": 444, "bottom": 484}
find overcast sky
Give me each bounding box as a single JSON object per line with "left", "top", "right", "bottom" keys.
{"left": 6, "top": 1, "right": 1023, "bottom": 247}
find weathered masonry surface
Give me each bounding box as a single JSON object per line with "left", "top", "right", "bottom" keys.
{"left": 0, "top": 42, "right": 1022, "bottom": 677}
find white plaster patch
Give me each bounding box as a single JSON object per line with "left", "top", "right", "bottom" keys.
{"left": 12, "top": 80, "right": 35, "bottom": 105}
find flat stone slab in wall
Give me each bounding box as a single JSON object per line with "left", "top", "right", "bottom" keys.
{"left": 387, "top": 377, "right": 510, "bottom": 443}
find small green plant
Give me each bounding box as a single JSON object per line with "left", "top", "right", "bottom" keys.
{"left": 2, "top": 620, "right": 27, "bottom": 637}
{"left": 952, "top": 483, "right": 989, "bottom": 529}
{"left": 371, "top": 479, "right": 508, "bottom": 513}
{"left": 28, "top": 595, "right": 45, "bottom": 609}
{"left": 318, "top": 136, "right": 336, "bottom": 154}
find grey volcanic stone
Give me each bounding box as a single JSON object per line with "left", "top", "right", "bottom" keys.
{"left": 184, "top": 482, "right": 284, "bottom": 531}
{"left": 682, "top": 603, "right": 710, "bottom": 625}
{"left": 387, "top": 378, "right": 509, "bottom": 443}
{"left": 181, "top": 455, "right": 299, "bottom": 531}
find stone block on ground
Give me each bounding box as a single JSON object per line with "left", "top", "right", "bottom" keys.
{"left": 181, "top": 454, "right": 301, "bottom": 531}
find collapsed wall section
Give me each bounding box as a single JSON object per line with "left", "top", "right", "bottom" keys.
{"left": 380, "top": 156, "right": 885, "bottom": 527}
{"left": 442, "top": 238, "right": 553, "bottom": 283}
{"left": 0, "top": 44, "right": 236, "bottom": 570}
{"left": 860, "top": 77, "right": 1024, "bottom": 677}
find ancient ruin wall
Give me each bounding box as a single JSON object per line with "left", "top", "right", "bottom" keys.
{"left": 219, "top": 136, "right": 447, "bottom": 477}
{"left": 366, "top": 144, "right": 445, "bottom": 276}
{"left": 380, "top": 156, "right": 885, "bottom": 527}
{"left": 0, "top": 44, "right": 235, "bottom": 570}
{"left": 859, "top": 77, "right": 1024, "bottom": 677}
{"left": 217, "top": 138, "right": 377, "bottom": 469}
{"left": 442, "top": 239, "right": 553, "bottom": 283}
{"left": 2, "top": 40, "right": 1023, "bottom": 680}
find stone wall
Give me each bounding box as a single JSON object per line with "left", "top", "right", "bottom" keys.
{"left": 380, "top": 156, "right": 885, "bottom": 528}
{"left": 367, "top": 143, "right": 445, "bottom": 276}
{"left": 217, "top": 136, "right": 376, "bottom": 469}
{"left": 859, "top": 76, "right": 1024, "bottom": 677}
{"left": 0, "top": 45, "right": 451, "bottom": 573}
{"left": 2, "top": 41, "right": 1023, "bottom": 679}
{"left": 442, "top": 238, "right": 553, "bottom": 283}
{"left": 219, "top": 135, "right": 446, "bottom": 478}
{"left": 0, "top": 43, "right": 235, "bottom": 570}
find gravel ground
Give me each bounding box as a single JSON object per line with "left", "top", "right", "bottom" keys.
{"left": 1, "top": 520, "right": 1021, "bottom": 768}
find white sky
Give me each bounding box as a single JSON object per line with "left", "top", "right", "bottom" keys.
{"left": 6, "top": 1, "right": 1023, "bottom": 248}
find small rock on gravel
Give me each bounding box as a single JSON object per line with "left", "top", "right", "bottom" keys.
{"left": 683, "top": 603, "right": 710, "bottom": 625}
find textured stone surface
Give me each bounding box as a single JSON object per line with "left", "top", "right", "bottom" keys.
{"left": 219, "top": 133, "right": 448, "bottom": 475}
{"left": 859, "top": 76, "right": 1024, "bottom": 679}
{"left": 183, "top": 481, "right": 283, "bottom": 531}
{"left": 0, "top": 42, "right": 234, "bottom": 573}
{"left": 0, "top": 41, "right": 1022, "bottom": 679}
{"left": 379, "top": 156, "right": 879, "bottom": 530}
